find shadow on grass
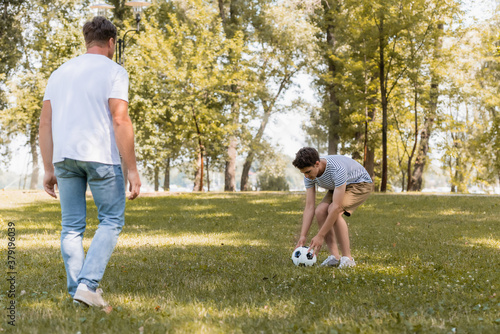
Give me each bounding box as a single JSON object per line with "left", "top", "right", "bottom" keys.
{"left": 2, "top": 193, "right": 304, "bottom": 240}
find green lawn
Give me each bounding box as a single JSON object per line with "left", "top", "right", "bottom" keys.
{"left": 1, "top": 191, "right": 499, "bottom": 333}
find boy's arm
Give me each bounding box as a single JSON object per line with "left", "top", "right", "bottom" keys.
{"left": 309, "top": 183, "right": 346, "bottom": 254}
{"left": 296, "top": 186, "right": 316, "bottom": 248}
{"left": 39, "top": 100, "right": 58, "bottom": 198}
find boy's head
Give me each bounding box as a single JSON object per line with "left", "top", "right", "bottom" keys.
{"left": 293, "top": 147, "right": 321, "bottom": 180}
{"left": 83, "top": 16, "right": 117, "bottom": 58}
{"left": 292, "top": 147, "right": 320, "bottom": 169}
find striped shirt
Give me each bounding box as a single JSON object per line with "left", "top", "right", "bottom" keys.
{"left": 304, "top": 155, "right": 372, "bottom": 190}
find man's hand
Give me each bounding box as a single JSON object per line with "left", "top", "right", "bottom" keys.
{"left": 43, "top": 171, "right": 58, "bottom": 198}
{"left": 308, "top": 234, "right": 324, "bottom": 255}
{"left": 127, "top": 169, "right": 141, "bottom": 200}
{"left": 295, "top": 235, "right": 307, "bottom": 249}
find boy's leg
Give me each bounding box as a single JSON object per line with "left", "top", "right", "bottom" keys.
{"left": 77, "top": 161, "right": 126, "bottom": 291}
{"left": 55, "top": 159, "right": 88, "bottom": 297}
{"left": 317, "top": 191, "right": 340, "bottom": 258}
{"left": 335, "top": 182, "right": 373, "bottom": 263}
{"left": 333, "top": 213, "right": 352, "bottom": 259}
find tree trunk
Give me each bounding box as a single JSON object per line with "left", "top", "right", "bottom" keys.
{"left": 352, "top": 131, "right": 363, "bottom": 161}
{"left": 193, "top": 149, "right": 204, "bottom": 192}
{"left": 240, "top": 104, "right": 273, "bottom": 191}
{"left": 206, "top": 156, "right": 210, "bottom": 192}
{"left": 218, "top": 0, "right": 226, "bottom": 23}
{"left": 328, "top": 91, "right": 340, "bottom": 155}
{"left": 410, "top": 112, "right": 433, "bottom": 191}
{"left": 364, "top": 146, "right": 375, "bottom": 180}
{"left": 325, "top": 7, "right": 340, "bottom": 155}
{"left": 220, "top": 0, "right": 240, "bottom": 192}
{"left": 240, "top": 158, "right": 252, "bottom": 191}
{"left": 225, "top": 134, "right": 237, "bottom": 191}
{"left": 488, "top": 107, "right": 500, "bottom": 186}
{"left": 410, "top": 23, "right": 443, "bottom": 191}
{"left": 451, "top": 156, "right": 457, "bottom": 192}
{"left": 192, "top": 106, "right": 205, "bottom": 192}
{"left": 29, "top": 129, "right": 39, "bottom": 189}
{"left": 410, "top": 88, "right": 436, "bottom": 191}
{"left": 378, "top": 14, "right": 388, "bottom": 192}
{"left": 224, "top": 91, "right": 238, "bottom": 192}
{"left": 407, "top": 81, "right": 419, "bottom": 191}
{"left": 454, "top": 142, "right": 466, "bottom": 193}
{"left": 364, "top": 108, "right": 376, "bottom": 180}
{"left": 164, "top": 158, "right": 170, "bottom": 191}
{"left": 362, "top": 41, "right": 376, "bottom": 182}
{"left": 154, "top": 165, "right": 159, "bottom": 192}
{"left": 364, "top": 92, "right": 377, "bottom": 181}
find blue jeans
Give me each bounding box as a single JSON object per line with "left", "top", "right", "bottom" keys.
{"left": 54, "top": 159, "right": 125, "bottom": 297}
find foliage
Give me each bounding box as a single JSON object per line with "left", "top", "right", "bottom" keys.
{"left": 255, "top": 147, "right": 290, "bottom": 191}
{"left": 0, "top": 0, "right": 25, "bottom": 108}
{"left": 239, "top": 0, "right": 319, "bottom": 190}
{"left": 127, "top": 1, "right": 229, "bottom": 188}
{"left": 0, "top": 0, "right": 86, "bottom": 182}
{"left": 470, "top": 12, "right": 500, "bottom": 189}
{"left": 0, "top": 0, "right": 499, "bottom": 193}
{"left": 305, "top": 0, "right": 463, "bottom": 191}
{"left": 257, "top": 174, "right": 289, "bottom": 191}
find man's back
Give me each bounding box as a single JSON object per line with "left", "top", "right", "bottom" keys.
{"left": 44, "top": 54, "right": 128, "bottom": 165}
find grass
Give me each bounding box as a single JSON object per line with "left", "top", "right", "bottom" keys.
{"left": 0, "top": 190, "right": 499, "bottom": 333}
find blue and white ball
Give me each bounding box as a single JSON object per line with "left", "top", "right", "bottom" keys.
{"left": 291, "top": 246, "right": 317, "bottom": 267}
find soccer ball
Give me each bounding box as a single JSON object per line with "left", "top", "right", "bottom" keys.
{"left": 291, "top": 246, "right": 317, "bottom": 267}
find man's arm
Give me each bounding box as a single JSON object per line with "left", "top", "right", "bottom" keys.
{"left": 39, "top": 100, "right": 57, "bottom": 198}
{"left": 309, "top": 183, "right": 346, "bottom": 254}
{"left": 296, "top": 186, "right": 316, "bottom": 248}
{"left": 109, "top": 98, "right": 141, "bottom": 200}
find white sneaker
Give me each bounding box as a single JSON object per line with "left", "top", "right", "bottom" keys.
{"left": 338, "top": 256, "right": 356, "bottom": 269}
{"left": 320, "top": 255, "right": 340, "bottom": 267}
{"left": 73, "top": 283, "right": 108, "bottom": 308}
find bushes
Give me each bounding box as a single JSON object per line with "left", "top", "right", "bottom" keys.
{"left": 257, "top": 174, "right": 290, "bottom": 191}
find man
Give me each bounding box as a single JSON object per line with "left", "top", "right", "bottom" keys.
{"left": 292, "top": 147, "right": 373, "bottom": 268}
{"left": 39, "top": 16, "right": 141, "bottom": 308}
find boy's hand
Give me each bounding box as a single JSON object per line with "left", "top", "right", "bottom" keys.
{"left": 308, "top": 234, "right": 324, "bottom": 255}
{"left": 295, "top": 236, "right": 306, "bottom": 249}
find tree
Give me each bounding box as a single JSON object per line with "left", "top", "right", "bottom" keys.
{"left": 239, "top": 0, "right": 318, "bottom": 191}
{"left": 472, "top": 14, "right": 500, "bottom": 188}
{"left": 218, "top": 0, "right": 252, "bottom": 191}
{"left": 310, "top": 0, "right": 345, "bottom": 155}
{"left": 0, "top": 0, "right": 25, "bottom": 165}
{"left": 0, "top": 0, "right": 24, "bottom": 108}
{"left": 0, "top": 0, "right": 84, "bottom": 188}
{"left": 255, "top": 147, "right": 290, "bottom": 191}
{"left": 409, "top": 23, "right": 445, "bottom": 191}
{"left": 128, "top": 0, "right": 239, "bottom": 191}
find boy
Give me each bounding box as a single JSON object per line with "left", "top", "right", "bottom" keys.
{"left": 292, "top": 147, "right": 373, "bottom": 268}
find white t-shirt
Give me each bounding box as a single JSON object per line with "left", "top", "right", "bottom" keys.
{"left": 43, "top": 53, "right": 129, "bottom": 165}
